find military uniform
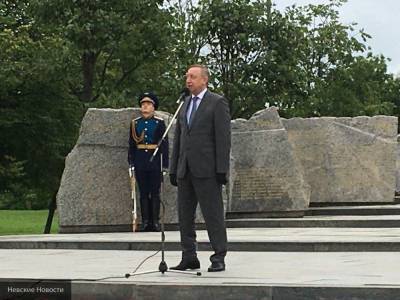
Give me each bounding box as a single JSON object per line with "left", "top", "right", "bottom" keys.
{"left": 128, "top": 93, "right": 169, "bottom": 232}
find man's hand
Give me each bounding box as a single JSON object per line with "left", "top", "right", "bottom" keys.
{"left": 216, "top": 173, "right": 227, "bottom": 185}
{"left": 170, "top": 174, "right": 177, "bottom": 186}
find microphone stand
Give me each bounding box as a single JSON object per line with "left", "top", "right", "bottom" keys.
{"left": 125, "top": 89, "right": 201, "bottom": 278}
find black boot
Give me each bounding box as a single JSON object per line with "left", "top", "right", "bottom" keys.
{"left": 138, "top": 221, "right": 151, "bottom": 232}
{"left": 152, "top": 222, "right": 161, "bottom": 232}
{"left": 139, "top": 194, "right": 151, "bottom": 232}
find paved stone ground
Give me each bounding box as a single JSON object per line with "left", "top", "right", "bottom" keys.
{"left": 1, "top": 249, "right": 400, "bottom": 286}
{"left": 1, "top": 228, "right": 400, "bottom": 299}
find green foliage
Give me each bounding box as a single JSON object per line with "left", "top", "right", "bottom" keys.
{"left": 273, "top": 0, "right": 376, "bottom": 117}
{"left": 1, "top": 0, "right": 400, "bottom": 209}
{"left": 0, "top": 3, "right": 82, "bottom": 209}
{"left": 165, "top": 0, "right": 399, "bottom": 118}
{"left": 311, "top": 55, "right": 398, "bottom": 117}
{"left": 0, "top": 156, "right": 25, "bottom": 209}
{"left": 30, "top": 0, "right": 171, "bottom": 104}
{"left": 193, "top": 0, "right": 276, "bottom": 117}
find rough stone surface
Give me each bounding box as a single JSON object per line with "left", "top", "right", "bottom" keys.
{"left": 282, "top": 116, "right": 398, "bottom": 203}
{"left": 57, "top": 107, "right": 398, "bottom": 232}
{"left": 57, "top": 108, "right": 207, "bottom": 233}
{"left": 230, "top": 107, "right": 310, "bottom": 215}
{"left": 57, "top": 146, "right": 132, "bottom": 229}
{"left": 57, "top": 109, "right": 137, "bottom": 232}
{"left": 397, "top": 135, "right": 400, "bottom": 193}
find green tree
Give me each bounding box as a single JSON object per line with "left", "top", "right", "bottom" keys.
{"left": 0, "top": 2, "right": 82, "bottom": 209}
{"left": 276, "top": 0, "right": 372, "bottom": 117}
{"left": 311, "top": 55, "right": 398, "bottom": 116}
{"left": 31, "top": 0, "right": 172, "bottom": 105}
{"left": 193, "top": 0, "right": 277, "bottom": 117}
{"left": 166, "top": 0, "right": 399, "bottom": 118}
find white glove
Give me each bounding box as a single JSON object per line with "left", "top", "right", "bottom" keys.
{"left": 128, "top": 166, "right": 135, "bottom": 177}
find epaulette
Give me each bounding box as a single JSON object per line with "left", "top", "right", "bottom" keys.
{"left": 154, "top": 116, "right": 164, "bottom": 121}
{"left": 131, "top": 118, "right": 144, "bottom": 143}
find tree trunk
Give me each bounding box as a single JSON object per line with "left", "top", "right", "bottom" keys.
{"left": 80, "top": 51, "right": 97, "bottom": 102}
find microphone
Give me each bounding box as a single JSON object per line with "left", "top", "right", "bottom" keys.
{"left": 177, "top": 88, "right": 190, "bottom": 103}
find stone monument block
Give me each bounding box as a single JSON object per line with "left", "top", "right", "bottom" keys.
{"left": 57, "top": 105, "right": 397, "bottom": 232}
{"left": 57, "top": 108, "right": 136, "bottom": 232}
{"left": 229, "top": 107, "right": 310, "bottom": 218}
{"left": 57, "top": 108, "right": 208, "bottom": 233}
{"left": 282, "top": 116, "right": 397, "bottom": 203}
{"left": 396, "top": 135, "right": 400, "bottom": 194}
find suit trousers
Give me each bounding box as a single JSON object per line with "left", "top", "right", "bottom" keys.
{"left": 177, "top": 170, "right": 227, "bottom": 263}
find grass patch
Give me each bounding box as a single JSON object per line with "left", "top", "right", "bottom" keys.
{"left": 0, "top": 210, "right": 59, "bottom": 235}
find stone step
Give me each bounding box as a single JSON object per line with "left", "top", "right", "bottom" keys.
{"left": 70, "top": 281, "right": 400, "bottom": 300}
{"left": 306, "top": 204, "right": 400, "bottom": 216}
{"left": 54, "top": 207, "right": 400, "bottom": 233}
{"left": 225, "top": 215, "right": 400, "bottom": 228}
{"left": 2, "top": 227, "right": 400, "bottom": 252}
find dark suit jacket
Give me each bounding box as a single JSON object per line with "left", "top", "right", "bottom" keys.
{"left": 170, "top": 90, "right": 231, "bottom": 179}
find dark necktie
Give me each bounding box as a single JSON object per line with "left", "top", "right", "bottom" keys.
{"left": 188, "top": 96, "right": 199, "bottom": 127}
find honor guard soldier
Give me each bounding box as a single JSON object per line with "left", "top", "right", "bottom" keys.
{"left": 128, "top": 92, "right": 169, "bottom": 232}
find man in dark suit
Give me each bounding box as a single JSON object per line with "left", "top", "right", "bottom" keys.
{"left": 169, "top": 65, "right": 231, "bottom": 272}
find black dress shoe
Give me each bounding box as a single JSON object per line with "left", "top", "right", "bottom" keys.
{"left": 208, "top": 261, "right": 225, "bottom": 272}
{"left": 169, "top": 258, "right": 200, "bottom": 270}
